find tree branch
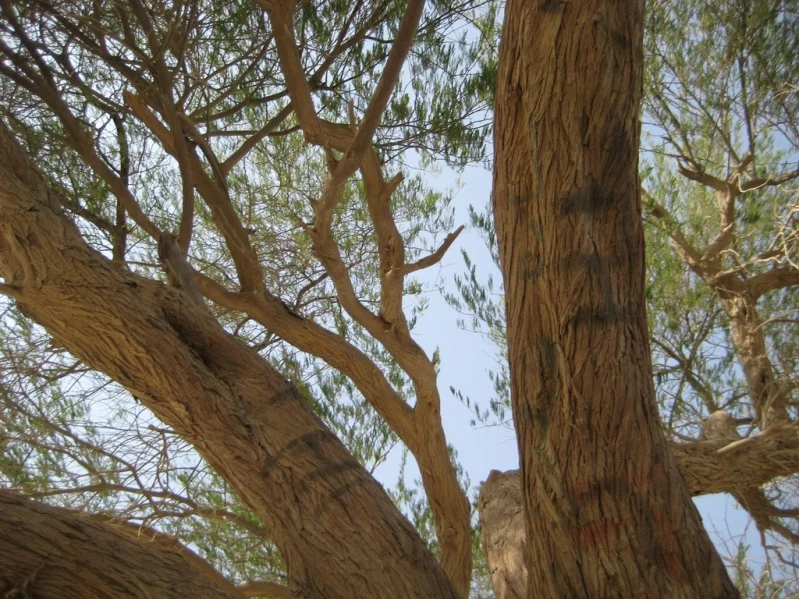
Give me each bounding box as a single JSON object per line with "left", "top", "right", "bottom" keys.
{"left": 253, "top": 3, "right": 471, "bottom": 590}
{"left": 749, "top": 265, "right": 799, "bottom": 298}
{"left": 347, "top": 0, "right": 425, "bottom": 160}
{"left": 221, "top": 104, "right": 294, "bottom": 175}
{"left": 398, "top": 224, "right": 464, "bottom": 276}
{"left": 739, "top": 169, "right": 799, "bottom": 192}
{"left": 237, "top": 580, "right": 291, "bottom": 598}
{"left": 0, "top": 491, "right": 238, "bottom": 599}
{"left": 646, "top": 198, "right": 703, "bottom": 266}
{"left": 124, "top": 91, "right": 265, "bottom": 292}
{"left": 191, "top": 269, "right": 417, "bottom": 442}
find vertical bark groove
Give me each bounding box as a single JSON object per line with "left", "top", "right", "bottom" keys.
{"left": 477, "top": 471, "right": 527, "bottom": 599}
{"left": 491, "top": 0, "right": 738, "bottom": 596}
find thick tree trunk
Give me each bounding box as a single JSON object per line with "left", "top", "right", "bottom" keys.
{"left": 491, "top": 0, "right": 738, "bottom": 597}
{"left": 480, "top": 419, "right": 799, "bottom": 599}
{"left": 0, "top": 491, "right": 236, "bottom": 599}
{"left": 0, "top": 124, "right": 459, "bottom": 598}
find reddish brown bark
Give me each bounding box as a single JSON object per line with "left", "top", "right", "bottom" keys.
{"left": 0, "top": 123, "right": 459, "bottom": 598}
{"left": 491, "top": 0, "right": 738, "bottom": 596}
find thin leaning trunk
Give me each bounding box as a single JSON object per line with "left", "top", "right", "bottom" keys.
{"left": 0, "top": 123, "right": 459, "bottom": 599}
{"left": 721, "top": 295, "right": 790, "bottom": 427}
{"left": 491, "top": 0, "right": 738, "bottom": 596}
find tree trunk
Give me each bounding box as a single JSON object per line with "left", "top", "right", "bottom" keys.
{"left": 477, "top": 471, "right": 527, "bottom": 599}
{"left": 0, "top": 491, "right": 237, "bottom": 599}
{"left": 481, "top": 419, "right": 799, "bottom": 599}
{"left": 491, "top": 0, "right": 738, "bottom": 596}
{"left": 0, "top": 123, "right": 459, "bottom": 598}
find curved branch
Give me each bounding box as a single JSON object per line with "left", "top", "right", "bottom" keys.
{"left": 0, "top": 119, "right": 461, "bottom": 599}
{"left": 674, "top": 424, "right": 799, "bottom": 495}
{"left": 749, "top": 265, "right": 799, "bottom": 299}
{"left": 347, "top": 0, "right": 425, "bottom": 159}
{"left": 399, "top": 224, "right": 464, "bottom": 276}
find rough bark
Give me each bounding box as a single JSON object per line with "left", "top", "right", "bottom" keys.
{"left": 118, "top": 1, "right": 472, "bottom": 587}
{"left": 480, "top": 418, "right": 799, "bottom": 597}
{"left": 0, "top": 123, "right": 459, "bottom": 598}
{"left": 0, "top": 491, "right": 237, "bottom": 599}
{"left": 491, "top": 0, "right": 738, "bottom": 596}
{"left": 477, "top": 471, "right": 527, "bottom": 599}
{"left": 0, "top": 1, "right": 475, "bottom": 592}
{"left": 675, "top": 430, "right": 799, "bottom": 496}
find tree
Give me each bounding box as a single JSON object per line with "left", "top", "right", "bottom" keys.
{"left": 0, "top": 0, "right": 797, "bottom": 598}
{"left": 644, "top": 0, "right": 799, "bottom": 552}
{"left": 449, "top": 0, "right": 799, "bottom": 595}
{"left": 491, "top": 0, "right": 736, "bottom": 594}
{"left": 0, "top": 0, "right": 491, "bottom": 596}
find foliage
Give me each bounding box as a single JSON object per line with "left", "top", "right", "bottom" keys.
{"left": 0, "top": 0, "right": 499, "bottom": 593}
{"left": 1, "top": 0, "right": 798, "bottom": 594}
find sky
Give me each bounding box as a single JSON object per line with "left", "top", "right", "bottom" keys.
{"left": 373, "top": 159, "right": 766, "bottom": 580}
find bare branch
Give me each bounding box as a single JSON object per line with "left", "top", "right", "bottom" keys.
{"left": 677, "top": 163, "right": 731, "bottom": 193}
{"left": 646, "top": 199, "right": 703, "bottom": 266}
{"left": 727, "top": 153, "right": 753, "bottom": 183}
{"left": 191, "top": 269, "right": 417, "bottom": 442}
{"left": 221, "top": 104, "right": 294, "bottom": 175}
{"left": 740, "top": 169, "right": 799, "bottom": 192}
{"left": 259, "top": 0, "right": 321, "bottom": 137}
{"left": 703, "top": 187, "right": 736, "bottom": 264}
{"left": 179, "top": 112, "right": 227, "bottom": 185}
{"left": 128, "top": 0, "right": 195, "bottom": 253}
{"left": 125, "top": 91, "right": 264, "bottom": 292}
{"left": 112, "top": 114, "right": 129, "bottom": 263}
{"left": 399, "top": 224, "right": 464, "bottom": 276}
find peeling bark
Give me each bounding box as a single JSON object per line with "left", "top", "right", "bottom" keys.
{"left": 0, "top": 123, "right": 459, "bottom": 598}
{"left": 491, "top": 0, "right": 738, "bottom": 596}
{"left": 0, "top": 491, "right": 237, "bottom": 599}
